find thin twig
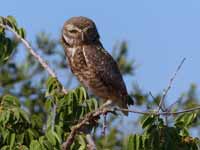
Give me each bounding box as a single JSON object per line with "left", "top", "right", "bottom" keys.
{"left": 101, "top": 113, "right": 107, "bottom": 137}
{"left": 62, "top": 102, "right": 200, "bottom": 150}
{"left": 157, "top": 58, "right": 186, "bottom": 112}
{"left": 149, "top": 91, "right": 165, "bottom": 112}
{"left": 118, "top": 106, "right": 200, "bottom": 116}
{"left": 0, "top": 24, "right": 67, "bottom": 94}
{"left": 149, "top": 91, "right": 156, "bottom": 100}
{"left": 166, "top": 95, "right": 183, "bottom": 112}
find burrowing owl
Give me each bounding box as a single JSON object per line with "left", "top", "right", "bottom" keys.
{"left": 61, "top": 16, "right": 134, "bottom": 115}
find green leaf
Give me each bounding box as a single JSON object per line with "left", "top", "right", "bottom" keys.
{"left": 1, "top": 145, "right": 10, "bottom": 150}
{"left": 4, "top": 16, "right": 17, "bottom": 31}
{"left": 0, "top": 16, "right": 3, "bottom": 24}
{"left": 46, "top": 130, "right": 57, "bottom": 145}
{"left": 27, "top": 128, "right": 39, "bottom": 141}
{"left": 19, "top": 109, "right": 30, "bottom": 123}
{"left": 45, "top": 99, "right": 53, "bottom": 112}
{"left": 46, "top": 77, "right": 62, "bottom": 96}
{"left": 0, "top": 111, "right": 8, "bottom": 126}
{"left": 55, "top": 125, "right": 63, "bottom": 142}
{"left": 150, "top": 129, "right": 160, "bottom": 150}
{"left": 77, "top": 135, "right": 86, "bottom": 150}
{"left": 0, "top": 36, "right": 15, "bottom": 65}
{"left": 4, "top": 111, "right": 10, "bottom": 125}
{"left": 86, "top": 98, "right": 98, "bottom": 112}
{"left": 185, "top": 113, "right": 197, "bottom": 126}
{"left": 6, "top": 16, "right": 17, "bottom": 27}
{"left": 2, "top": 95, "right": 20, "bottom": 107}
{"left": 52, "top": 130, "right": 61, "bottom": 143}
{"left": 9, "top": 133, "right": 15, "bottom": 150}
{"left": 141, "top": 115, "right": 156, "bottom": 129}
{"left": 11, "top": 108, "right": 20, "bottom": 124}
{"left": 31, "top": 114, "right": 43, "bottom": 129}
{"left": 39, "top": 136, "right": 52, "bottom": 150}
{"left": 2, "top": 129, "right": 9, "bottom": 143}
{"left": 18, "top": 28, "right": 26, "bottom": 38}
{"left": 16, "top": 133, "right": 25, "bottom": 144}
{"left": 127, "top": 135, "right": 134, "bottom": 150}
{"left": 179, "top": 127, "right": 189, "bottom": 136}
{"left": 30, "top": 140, "right": 43, "bottom": 150}
{"left": 175, "top": 113, "right": 197, "bottom": 128}
{"left": 76, "top": 86, "right": 88, "bottom": 103}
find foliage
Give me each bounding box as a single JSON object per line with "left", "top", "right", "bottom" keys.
{"left": 0, "top": 16, "right": 199, "bottom": 150}
{"left": 125, "top": 114, "right": 199, "bottom": 150}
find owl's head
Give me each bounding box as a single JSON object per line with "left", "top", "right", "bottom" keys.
{"left": 62, "top": 16, "right": 100, "bottom": 46}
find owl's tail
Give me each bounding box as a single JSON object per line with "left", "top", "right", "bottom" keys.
{"left": 121, "top": 95, "right": 134, "bottom": 116}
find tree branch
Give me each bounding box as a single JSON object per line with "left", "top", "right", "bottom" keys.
{"left": 62, "top": 101, "right": 112, "bottom": 150}
{"left": 62, "top": 102, "right": 200, "bottom": 150}
{"left": 101, "top": 113, "right": 107, "bottom": 137}
{"left": 119, "top": 106, "right": 200, "bottom": 115}
{"left": 1, "top": 23, "right": 68, "bottom": 137}
{"left": 0, "top": 23, "right": 67, "bottom": 94}
{"left": 157, "top": 58, "right": 186, "bottom": 112}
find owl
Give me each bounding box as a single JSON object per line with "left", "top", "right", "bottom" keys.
{"left": 61, "top": 16, "right": 134, "bottom": 116}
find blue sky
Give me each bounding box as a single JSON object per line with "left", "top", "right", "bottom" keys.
{"left": 2, "top": 0, "right": 200, "bottom": 106}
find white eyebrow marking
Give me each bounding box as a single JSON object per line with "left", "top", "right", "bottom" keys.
{"left": 82, "top": 46, "right": 88, "bottom": 65}
{"left": 70, "top": 47, "right": 76, "bottom": 58}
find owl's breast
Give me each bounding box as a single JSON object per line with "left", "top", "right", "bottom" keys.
{"left": 66, "top": 47, "right": 93, "bottom": 88}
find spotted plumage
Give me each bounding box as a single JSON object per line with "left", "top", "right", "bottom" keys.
{"left": 61, "top": 16, "right": 134, "bottom": 115}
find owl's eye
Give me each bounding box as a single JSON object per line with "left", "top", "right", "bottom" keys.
{"left": 87, "top": 28, "right": 93, "bottom": 33}
{"left": 68, "top": 30, "right": 78, "bottom": 34}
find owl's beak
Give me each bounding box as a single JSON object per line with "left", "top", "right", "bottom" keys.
{"left": 81, "top": 32, "right": 85, "bottom": 41}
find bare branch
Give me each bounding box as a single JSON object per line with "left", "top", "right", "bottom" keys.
{"left": 149, "top": 91, "right": 156, "bottom": 100}
{"left": 157, "top": 58, "right": 186, "bottom": 112}
{"left": 149, "top": 91, "right": 165, "bottom": 112}
{"left": 118, "top": 105, "right": 200, "bottom": 116}
{"left": 166, "top": 95, "right": 183, "bottom": 112}
{"left": 0, "top": 24, "right": 67, "bottom": 94}
{"left": 101, "top": 113, "right": 107, "bottom": 137}
{"left": 62, "top": 101, "right": 200, "bottom": 150}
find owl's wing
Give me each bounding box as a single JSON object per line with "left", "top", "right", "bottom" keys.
{"left": 82, "top": 44, "right": 128, "bottom": 99}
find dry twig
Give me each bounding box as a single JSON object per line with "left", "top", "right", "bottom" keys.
{"left": 157, "top": 58, "right": 186, "bottom": 112}
{"left": 0, "top": 23, "right": 67, "bottom": 94}
{"left": 62, "top": 103, "right": 200, "bottom": 150}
